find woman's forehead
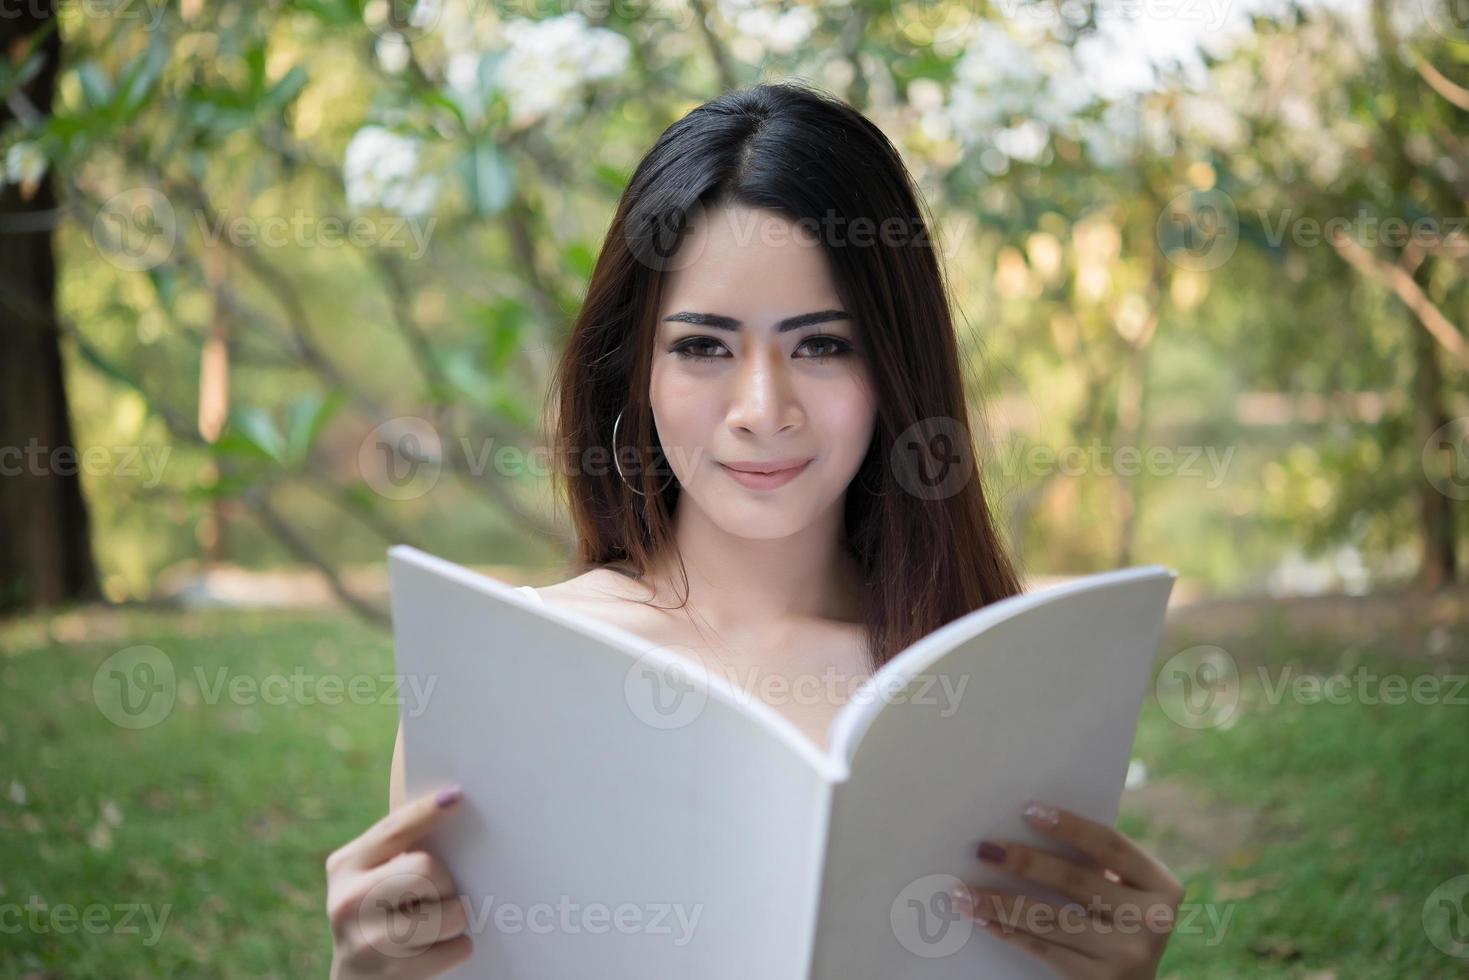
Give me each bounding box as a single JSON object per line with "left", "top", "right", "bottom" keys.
{"left": 660, "top": 207, "right": 842, "bottom": 315}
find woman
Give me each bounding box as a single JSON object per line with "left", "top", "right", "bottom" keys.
{"left": 326, "top": 81, "right": 1184, "bottom": 978}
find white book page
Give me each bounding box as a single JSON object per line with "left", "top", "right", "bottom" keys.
{"left": 388, "top": 546, "right": 837, "bottom": 979}
{"left": 389, "top": 547, "right": 1173, "bottom": 978}
{"left": 809, "top": 568, "right": 1176, "bottom": 979}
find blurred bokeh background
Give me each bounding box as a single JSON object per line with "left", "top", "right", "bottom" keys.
{"left": 3, "top": 0, "right": 1467, "bottom": 976}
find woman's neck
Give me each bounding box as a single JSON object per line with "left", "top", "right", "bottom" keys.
{"left": 648, "top": 495, "right": 865, "bottom": 636}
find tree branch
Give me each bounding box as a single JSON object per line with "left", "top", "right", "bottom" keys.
{"left": 240, "top": 487, "right": 389, "bottom": 624}
{"left": 1329, "top": 228, "right": 1469, "bottom": 370}
{"left": 687, "top": 0, "right": 739, "bottom": 93}
{"left": 1411, "top": 49, "right": 1469, "bottom": 112}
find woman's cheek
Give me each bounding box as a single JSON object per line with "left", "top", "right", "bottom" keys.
{"left": 650, "top": 374, "right": 715, "bottom": 482}
{"left": 820, "top": 382, "right": 878, "bottom": 476}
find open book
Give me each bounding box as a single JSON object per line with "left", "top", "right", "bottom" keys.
{"left": 388, "top": 545, "right": 1176, "bottom": 979}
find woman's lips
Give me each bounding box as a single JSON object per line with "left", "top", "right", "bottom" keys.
{"left": 717, "top": 458, "right": 813, "bottom": 490}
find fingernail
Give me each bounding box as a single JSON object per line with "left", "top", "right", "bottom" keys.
{"left": 949, "top": 886, "right": 990, "bottom": 925}
{"left": 976, "top": 841, "right": 1007, "bottom": 863}
{"left": 947, "top": 884, "right": 974, "bottom": 916}
{"left": 435, "top": 784, "right": 463, "bottom": 808}
{"left": 1023, "top": 801, "right": 1059, "bottom": 827}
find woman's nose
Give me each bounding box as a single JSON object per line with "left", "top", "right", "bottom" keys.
{"left": 724, "top": 344, "right": 802, "bottom": 436}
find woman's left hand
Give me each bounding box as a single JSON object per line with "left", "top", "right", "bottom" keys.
{"left": 949, "top": 801, "right": 1183, "bottom": 979}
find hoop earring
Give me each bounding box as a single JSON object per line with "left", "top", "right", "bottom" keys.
{"left": 612, "top": 408, "right": 676, "bottom": 496}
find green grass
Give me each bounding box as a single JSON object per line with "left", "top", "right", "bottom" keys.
{"left": 0, "top": 606, "right": 1465, "bottom": 977}
{"left": 0, "top": 606, "right": 396, "bottom": 978}
{"left": 1133, "top": 628, "right": 1469, "bottom": 978}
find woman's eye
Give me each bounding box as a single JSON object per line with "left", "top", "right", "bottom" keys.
{"left": 672, "top": 337, "right": 729, "bottom": 361}
{"left": 672, "top": 335, "right": 854, "bottom": 361}
{"left": 797, "top": 335, "right": 854, "bottom": 359}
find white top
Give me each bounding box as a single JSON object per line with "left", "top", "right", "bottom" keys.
{"left": 515, "top": 585, "right": 544, "bottom": 605}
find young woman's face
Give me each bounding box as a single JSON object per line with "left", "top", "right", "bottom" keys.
{"left": 649, "top": 205, "right": 877, "bottom": 540}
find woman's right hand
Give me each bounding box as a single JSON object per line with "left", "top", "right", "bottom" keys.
{"left": 325, "top": 785, "right": 473, "bottom": 978}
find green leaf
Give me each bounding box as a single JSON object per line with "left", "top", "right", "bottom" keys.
{"left": 265, "top": 66, "right": 310, "bottom": 112}
{"left": 592, "top": 162, "right": 628, "bottom": 194}
{"left": 210, "top": 430, "right": 272, "bottom": 463}
{"left": 117, "top": 39, "right": 171, "bottom": 117}
{"left": 415, "top": 87, "right": 468, "bottom": 129}
{"left": 284, "top": 391, "right": 343, "bottom": 466}
{"left": 438, "top": 346, "right": 531, "bottom": 425}
{"left": 459, "top": 139, "right": 514, "bottom": 216}
{"left": 286, "top": 0, "right": 358, "bottom": 26}
{"left": 222, "top": 408, "right": 286, "bottom": 464}
{"left": 0, "top": 50, "right": 47, "bottom": 104}
{"left": 561, "top": 241, "right": 596, "bottom": 281}
{"left": 477, "top": 298, "right": 528, "bottom": 374}
{"left": 74, "top": 339, "right": 145, "bottom": 394}
{"left": 245, "top": 42, "right": 268, "bottom": 99}
{"left": 489, "top": 389, "right": 533, "bottom": 428}
{"left": 341, "top": 483, "right": 377, "bottom": 509}
{"left": 75, "top": 61, "right": 112, "bottom": 113}
{"left": 147, "top": 266, "right": 178, "bottom": 312}
{"left": 441, "top": 348, "right": 496, "bottom": 408}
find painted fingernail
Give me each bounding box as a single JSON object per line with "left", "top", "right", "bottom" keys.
{"left": 977, "top": 841, "right": 1007, "bottom": 863}
{"left": 949, "top": 886, "right": 990, "bottom": 925}
{"left": 1023, "top": 801, "right": 1059, "bottom": 827}
{"left": 435, "top": 784, "right": 464, "bottom": 808}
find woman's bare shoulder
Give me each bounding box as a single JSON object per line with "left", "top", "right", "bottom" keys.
{"left": 530, "top": 567, "right": 678, "bottom": 643}
{"left": 532, "top": 566, "right": 659, "bottom": 609}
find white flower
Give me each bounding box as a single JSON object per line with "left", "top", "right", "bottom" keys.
{"left": 944, "top": 22, "right": 1054, "bottom": 144}
{"left": 993, "top": 119, "right": 1050, "bottom": 162}
{"left": 1082, "top": 99, "right": 1141, "bottom": 169}
{"left": 720, "top": 1, "right": 817, "bottom": 55}
{"left": 496, "top": 14, "right": 630, "bottom": 129}
{"left": 1176, "top": 93, "right": 1245, "bottom": 152}
{"left": 5, "top": 141, "right": 47, "bottom": 188}
{"left": 342, "top": 126, "right": 440, "bottom": 217}
{"left": 375, "top": 33, "right": 410, "bottom": 74}
{"left": 446, "top": 51, "right": 483, "bottom": 95}
{"left": 955, "top": 22, "right": 1040, "bottom": 94}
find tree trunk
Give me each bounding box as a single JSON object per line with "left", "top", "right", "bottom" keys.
{"left": 0, "top": 3, "right": 101, "bottom": 611}
{"left": 1410, "top": 292, "right": 1457, "bottom": 587}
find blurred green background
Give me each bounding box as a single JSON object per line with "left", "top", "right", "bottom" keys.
{"left": 2, "top": 0, "right": 1468, "bottom": 976}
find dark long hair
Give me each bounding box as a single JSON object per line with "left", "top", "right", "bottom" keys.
{"left": 545, "top": 80, "right": 1021, "bottom": 669}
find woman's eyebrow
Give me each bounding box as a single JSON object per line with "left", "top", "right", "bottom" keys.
{"left": 661, "top": 309, "right": 850, "bottom": 333}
